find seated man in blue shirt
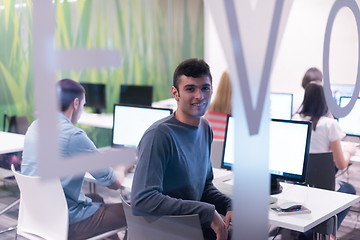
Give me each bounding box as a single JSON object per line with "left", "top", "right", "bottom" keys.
{"left": 131, "top": 58, "right": 232, "bottom": 240}
{"left": 21, "top": 79, "right": 127, "bottom": 240}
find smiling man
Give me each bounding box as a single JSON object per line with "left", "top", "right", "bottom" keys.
{"left": 131, "top": 58, "right": 232, "bottom": 240}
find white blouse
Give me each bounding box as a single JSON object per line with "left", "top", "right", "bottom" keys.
{"left": 292, "top": 114, "right": 345, "bottom": 153}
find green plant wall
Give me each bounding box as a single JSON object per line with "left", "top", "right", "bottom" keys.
{"left": 0, "top": 0, "right": 33, "bottom": 128}
{"left": 0, "top": 0, "right": 204, "bottom": 130}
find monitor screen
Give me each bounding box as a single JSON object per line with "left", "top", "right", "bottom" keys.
{"left": 338, "top": 96, "right": 360, "bottom": 136}
{"left": 221, "top": 117, "right": 311, "bottom": 184}
{"left": 80, "top": 83, "right": 106, "bottom": 113}
{"left": 331, "top": 84, "right": 355, "bottom": 105}
{"left": 112, "top": 104, "right": 173, "bottom": 147}
{"left": 270, "top": 93, "right": 293, "bottom": 120}
{"left": 120, "top": 85, "right": 153, "bottom": 107}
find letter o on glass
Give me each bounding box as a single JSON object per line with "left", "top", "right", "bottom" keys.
{"left": 323, "top": 0, "right": 360, "bottom": 118}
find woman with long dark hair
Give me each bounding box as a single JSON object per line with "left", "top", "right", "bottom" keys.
{"left": 293, "top": 67, "right": 323, "bottom": 114}
{"left": 293, "top": 82, "right": 357, "bottom": 235}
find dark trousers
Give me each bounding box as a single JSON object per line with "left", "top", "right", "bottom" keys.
{"left": 336, "top": 180, "right": 356, "bottom": 226}
{"left": 202, "top": 226, "right": 232, "bottom": 240}
{"left": 68, "top": 194, "right": 127, "bottom": 240}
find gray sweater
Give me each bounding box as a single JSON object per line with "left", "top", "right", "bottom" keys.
{"left": 131, "top": 114, "right": 231, "bottom": 228}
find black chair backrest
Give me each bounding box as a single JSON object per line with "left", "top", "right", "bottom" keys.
{"left": 305, "top": 152, "right": 335, "bottom": 191}
{"left": 3, "top": 114, "right": 29, "bottom": 134}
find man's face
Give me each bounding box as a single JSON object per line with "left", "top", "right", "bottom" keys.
{"left": 171, "top": 75, "right": 212, "bottom": 126}
{"left": 72, "top": 93, "right": 86, "bottom": 124}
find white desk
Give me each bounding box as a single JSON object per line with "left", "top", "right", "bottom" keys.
{"left": 77, "top": 112, "right": 113, "bottom": 129}
{"left": 341, "top": 139, "right": 360, "bottom": 163}
{"left": 214, "top": 176, "right": 360, "bottom": 233}
{"left": 120, "top": 168, "right": 360, "bottom": 233}
{"left": 269, "top": 183, "right": 359, "bottom": 232}
{"left": 152, "top": 98, "right": 177, "bottom": 111}
{"left": 0, "top": 132, "right": 25, "bottom": 154}
{"left": 350, "top": 154, "right": 360, "bottom": 163}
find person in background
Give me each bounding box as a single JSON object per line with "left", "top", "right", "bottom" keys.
{"left": 208, "top": 70, "right": 232, "bottom": 115}
{"left": 205, "top": 70, "right": 232, "bottom": 140}
{"left": 131, "top": 58, "right": 232, "bottom": 240}
{"left": 292, "top": 67, "right": 323, "bottom": 115}
{"left": 21, "top": 79, "right": 127, "bottom": 240}
{"left": 292, "top": 82, "right": 357, "bottom": 238}
{"left": 301, "top": 67, "right": 323, "bottom": 89}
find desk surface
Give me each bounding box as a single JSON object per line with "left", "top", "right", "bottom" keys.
{"left": 77, "top": 112, "right": 113, "bottom": 129}
{"left": 269, "top": 182, "right": 359, "bottom": 232}
{"left": 350, "top": 154, "right": 360, "bottom": 163}
{"left": 214, "top": 173, "right": 360, "bottom": 233}
{"left": 119, "top": 167, "right": 360, "bottom": 233}
{"left": 350, "top": 146, "right": 360, "bottom": 163}
{"left": 0, "top": 132, "right": 25, "bottom": 154}
{"left": 151, "top": 98, "right": 177, "bottom": 111}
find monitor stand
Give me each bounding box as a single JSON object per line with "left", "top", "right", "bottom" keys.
{"left": 270, "top": 175, "right": 282, "bottom": 204}
{"left": 94, "top": 107, "right": 102, "bottom": 114}
{"left": 270, "top": 175, "right": 283, "bottom": 195}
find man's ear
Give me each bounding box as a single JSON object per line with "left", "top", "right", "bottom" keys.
{"left": 73, "top": 98, "right": 80, "bottom": 110}
{"left": 171, "top": 86, "right": 179, "bottom": 101}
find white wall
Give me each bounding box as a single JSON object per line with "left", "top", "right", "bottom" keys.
{"left": 204, "top": 3, "right": 227, "bottom": 94}
{"left": 205, "top": 0, "right": 359, "bottom": 95}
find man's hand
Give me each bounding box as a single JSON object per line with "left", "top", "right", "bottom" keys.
{"left": 107, "top": 164, "right": 135, "bottom": 190}
{"left": 210, "top": 210, "right": 228, "bottom": 240}
{"left": 107, "top": 179, "right": 122, "bottom": 190}
{"left": 225, "top": 211, "right": 232, "bottom": 229}
{"left": 114, "top": 164, "right": 135, "bottom": 183}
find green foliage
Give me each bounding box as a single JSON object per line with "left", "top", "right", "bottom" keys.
{"left": 55, "top": 0, "right": 204, "bottom": 113}
{"left": 0, "top": 0, "right": 33, "bottom": 127}
{"left": 0, "top": 0, "right": 204, "bottom": 141}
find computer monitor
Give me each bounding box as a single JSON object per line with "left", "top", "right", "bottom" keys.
{"left": 338, "top": 96, "right": 360, "bottom": 136}
{"left": 270, "top": 92, "right": 293, "bottom": 120}
{"left": 331, "top": 84, "right": 355, "bottom": 105}
{"left": 80, "top": 83, "right": 106, "bottom": 114}
{"left": 112, "top": 104, "right": 173, "bottom": 148}
{"left": 221, "top": 116, "right": 312, "bottom": 194}
{"left": 119, "top": 85, "right": 153, "bottom": 107}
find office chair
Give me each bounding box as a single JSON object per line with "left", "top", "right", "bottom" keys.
{"left": 119, "top": 192, "right": 204, "bottom": 240}
{"left": 210, "top": 139, "right": 224, "bottom": 169}
{"left": 305, "top": 153, "right": 337, "bottom": 238}
{"left": 11, "top": 165, "right": 127, "bottom": 240}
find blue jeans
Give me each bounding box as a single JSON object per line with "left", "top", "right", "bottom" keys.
{"left": 336, "top": 180, "right": 356, "bottom": 227}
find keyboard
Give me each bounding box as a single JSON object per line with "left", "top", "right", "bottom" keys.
{"left": 351, "top": 153, "right": 360, "bottom": 163}
{"left": 341, "top": 141, "right": 360, "bottom": 163}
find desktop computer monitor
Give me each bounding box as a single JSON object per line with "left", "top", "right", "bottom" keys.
{"left": 270, "top": 93, "right": 293, "bottom": 120}
{"left": 331, "top": 84, "right": 355, "bottom": 105}
{"left": 338, "top": 96, "right": 360, "bottom": 136}
{"left": 119, "top": 85, "right": 153, "bottom": 107}
{"left": 80, "top": 83, "right": 106, "bottom": 113}
{"left": 112, "top": 104, "right": 173, "bottom": 148}
{"left": 221, "top": 116, "right": 312, "bottom": 194}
